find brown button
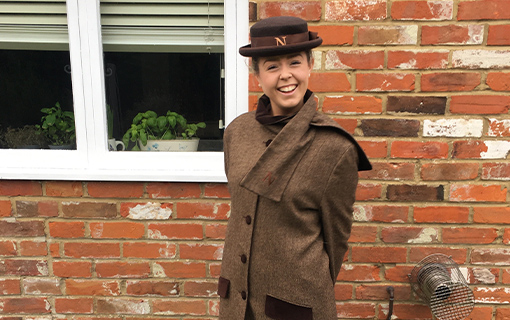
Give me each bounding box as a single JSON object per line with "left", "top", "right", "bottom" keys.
{"left": 245, "top": 216, "right": 252, "bottom": 225}
{"left": 241, "top": 291, "right": 247, "bottom": 300}
{"left": 241, "top": 254, "right": 247, "bottom": 263}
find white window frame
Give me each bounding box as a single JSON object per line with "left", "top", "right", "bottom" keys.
{"left": 0, "top": 0, "right": 249, "bottom": 182}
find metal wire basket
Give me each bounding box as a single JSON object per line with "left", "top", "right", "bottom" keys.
{"left": 409, "top": 254, "right": 475, "bottom": 320}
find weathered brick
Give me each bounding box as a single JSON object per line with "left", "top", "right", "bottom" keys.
{"left": 180, "top": 243, "right": 223, "bottom": 261}
{"left": 378, "top": 304, "right": 432, "bottom": 320}
{"left": 19, "top": 240, "right": 47, "bottom": 256}
{"left": 409, "top": 247, "right": 468, "bottom": 264}
{"left": 453, "top": 50, "right": 510, "bottom": 69}
{"left": 309, "top": 73, "right": 351, "bottom": 92}
{"left": 336, "top": 302, "right": 376, "bottom": 319}
{"left": 52, "top": 260, "right": 92, "bottom": 278}
{"left": 64, "top": 242, "right": 120, "bottom": 258}
{"left": 482, "top": 163, "right": 510, "bottom": 180}
{"left": 308, "top": 26, "right": 354, "bottom": 45}
{"left": 388, "top": 50, "right": 449, "bottom": 69}
{"left": 87, "top": 182, "right": 144, "bottom": 198}
{"left": 458, "top": 0, "right": 510, "bottom": 20}
{"left": 466, "top": 306, "right": 495, "bottom": 320}
{"left": 153, "top": 261, "right": 206, "bottom": 278}
{"left": 443, "top": 227, "right": 498, "bottom": 244}
{"left": 355, "top": 183, "right": 383, "bottom": 201}
{"left": 470, "top": 268, "right": 499, "bottom": 285}
{"left": 356, "top": 73, "right": 415, "bottom": 92}
{"left": 421, "top": 162, "right": 479, "bottom": 181}
{"left": 62, "top": 202, "right": 117, "bottom": 219}
{"left": 333, "top": 118, "right": 359, "bottom": 134}
{"left": 0, "top": 200, "right": 12, "bottom": 217}
{"left": 356, "top": 284, "right": 411, "bottom": 301}
{"left": 0, "top": 241, "right": 17, "bottom": 256}
{"left": 14, "top": 201, "right": 37, "bottom": 217}
{"left": 384, "top": 265, "right": 415, "bottom": 282}
{"left": 0, "top": 220, "right": 44, "bottom": 237}
{"left": 387, "top": 96, "right": 446, "bottom": 114}
{"left": 497, "top": 308, "right": 510, "bottom": 319}
{"left": 414, "top": 206, "right": 470, "bottom": 223}
{"left": 148, "top": 223, "right": 203, "bottom": 240}
{"left": 337, "top": 264, "right": 381, "bottom": 282}
{"left": 325, "top": 0, "right": 386, "bottom": 21}
{"left": 358, "top": 26, "right": 418, "bottom": 45}
{"left": 126, "top": 280, "right": 179, "bottom": 296}
{"left": 387, "top": 184, "right": 444, "bottom": 202}
{"left": 474, "top": 287, "right": 510, "bottom": 304}
{"left": 65, "top": 279, "right": 120, "bottom": 296}
{"left": 36, "top": 200, "right": 58, "bottom": 217}
{"left": 153, "top": 299, "right": 207, "bottom": 315}
{"left": 423, "top": 119, "right": 483, "bottom": 137}
{"left": 351, "top": 247, "right": 407, "bottom": 263}
{"left": 323, "top": 96, "right": 382, "bottom": 114}
{"left": 488, "top": 119, "right": 510, "bottom": 137}
{"left": 49, "top": 221, "right": 85, "bottom": 238}
{"left": 391, "top": 0, "right": 453, "bottom": 20}
{"left": 422, "top": 25, "right": 484, "bottom": 45}
{"left": 450, "top": 184, "right": 507, "bottom": 202}
{"left": 147, "top": 182, "right": 201, "bottom": 199}
{"left": 360, "top": 119, "right": 420, "bottom": 137}
{"left": 96, "top": 298, "right": 150, "bottom": 314}
{"left": 325, "top": 50, "right": 384, "bottom": 70}
{"left": 54, "top": 297, "right": 93, "bottom": 314}
{"left": 95, "top": 261, "right": 150, "bottom": 278}
{"left": 353, "top": 205, "right": 409, "bottom": 223}
{"left": 123, "top": 242, "right": 177, "bottom": 259}
{"left": 0, "top": 297, "right": 50, "bottom": 313}
{"left": 0, "top": 279, "right": 20, "bottom": 295}
{"left": 45, "top": 181, "right": 83, "bottom": 197}
{"left": 390, "top": 141, "right": 449, "bottom": 159}
{"left": 421, "top": 72, "right": 481, "bottom": 92}
{"left": 487, "top": 72, "right": 510, "bottom": 91}
{"left": 349, "top": 225, "right": 377, "bottom": 243}
{"left": 49, "top": 243, "right": 59, "bottom": 258}
{"left": 90, "top": 222, "right": 145, "bottom": 239}
{"left": 176, "top": 202, "right": 230, "bottom": 220}
{"left": 0, "top": 181, "right": 42, "bottom": 196}
{"left": 472, "top": 248, "right": 510, "bottom": 265}
{"left": 205, "top": 223, "right": 227, "bottom": 240}
{"left": 358, "top": 140, "right": 388, "bottom": 158}
{"left": 183, "top": 280, "right": 218, "bottom": 297}
{"left": 120, "top": 202, "right": 173, "bottom": 220}
{"left": 358, "top": 162, "right": 415, "bottom": 181}
{"left": 450, "top": 95, "right": 510, "bottom": 114}
{"left": 23, "top": 278, "right": 60, "bottom": 295}
{"left": 334, "top": 284, "right": 354, "bottom": 300}
{"left": 381, "top": 227, "right": 438, "bottom": 244}
{"left": 203, "top": 183, "right": 229, "bottom": 199}
{"left": 259, "top": 1, "right": 321, "bottom": 21}
{"left": 453, "top": 140, "right": 510, "bottom": 159}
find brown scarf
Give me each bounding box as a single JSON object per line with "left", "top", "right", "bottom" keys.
{"left": 255, "top": 90, "right": 313, "bottom": 125}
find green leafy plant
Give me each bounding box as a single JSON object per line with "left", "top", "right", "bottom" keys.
{"left": 3, "top": 125, "right": 47, "bottom": 149}
{"left": 122, "top": 110, "right": 206, "bottom": 151}
{"left": 36, "top": 102, "right": 76, "bottom": 146}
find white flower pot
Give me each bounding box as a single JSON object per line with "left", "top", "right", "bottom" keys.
{"left": 138, "top": 138, "right": 199, "bottom": 152}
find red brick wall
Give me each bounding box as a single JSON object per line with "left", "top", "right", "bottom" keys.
{"left": 1, "top": 1, "right": 510, "bottom": 319}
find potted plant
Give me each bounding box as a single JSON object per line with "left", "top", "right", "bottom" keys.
{"left": 3, "top": 125, "right": 47, "bottom": 149}
{"left": 36, "top": 102, "right": 76, "bottom": 149}
{"left": 122, "top": 110, "right": 206, "bottom": 151}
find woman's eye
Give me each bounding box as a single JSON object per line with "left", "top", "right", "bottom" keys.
{"left": 291, "top": 60, "right": 301, "bottom": 65}
{"left": 266, "top": 65, "right": 277, "bottom": 70}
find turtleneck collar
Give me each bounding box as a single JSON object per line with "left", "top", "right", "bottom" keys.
{"left": 255, "top": 90, "right": 314, "bottom": 125}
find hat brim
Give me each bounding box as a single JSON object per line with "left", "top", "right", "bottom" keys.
{"left": 239, "top": 37, "right": 322, "bottom": 57}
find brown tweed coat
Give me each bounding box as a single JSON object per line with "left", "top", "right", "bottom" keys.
{"left": 218, "top": 91, "right": 371, "bottom": 320}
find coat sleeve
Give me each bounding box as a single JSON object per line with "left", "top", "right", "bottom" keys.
{"left": 319, "top": 143, "right": 359, "bottom": 283}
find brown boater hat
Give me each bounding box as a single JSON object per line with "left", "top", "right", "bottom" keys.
{"left": 239, "top": 16, "right": 322, "bottom": 57}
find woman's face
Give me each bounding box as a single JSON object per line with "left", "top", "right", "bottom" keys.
{"left": 255, "top": 51, "right": 313, "bottom": 116}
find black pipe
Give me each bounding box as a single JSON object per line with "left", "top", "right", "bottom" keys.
{"left": 387, "top": 286, "right": 394, "bottom": 320}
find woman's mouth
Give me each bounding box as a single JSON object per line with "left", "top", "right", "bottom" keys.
{"left": 278, "top": 84, "right": 297, "bottom": 93}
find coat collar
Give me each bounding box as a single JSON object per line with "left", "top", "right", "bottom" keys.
{"left": 240, "top": 91, "right": 371, "bottom": 202}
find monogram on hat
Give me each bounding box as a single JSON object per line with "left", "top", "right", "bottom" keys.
{"left": 239, "top": 16, "right": 322, "bottom": 57}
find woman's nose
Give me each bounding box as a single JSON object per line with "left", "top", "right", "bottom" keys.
{"left": 279, "top": 67, "right": 291, "bottom": 80}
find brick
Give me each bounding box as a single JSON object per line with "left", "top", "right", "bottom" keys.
{"left": 0, "top": 181, "right": 42, "bottom": 196}
{"left": 120, "top": 202, "right": 173, "bottom": 220}
{"left": 474, "top": 287, "right": 510, "bottom": 304}
{"left": 126, "top": 280, "right": 179, "bottom": 296}
{"left": 66, "top": 279, "right": 120, "bottom": 296}
{"left": 450, "top": 184, "right": 507, "bottom": 202}
{"left": 384, "top": 265, "right": 415, "bottom": 282}
{"left": 357, "top": 140, "right": 387, "bottom": 158}
{"left": 180, "top": 243, "right": 223, "bottom": 261}
{"left": 482, "top": 163, "right": 510, "bottom": 180}
{"left": 458, "top": 0, "right": 510, "bottom": 20}
{"left": 325, "top": 0, "right": 386, "bottom": 21}
{"left": 337, "top": 264, "right": 381, "bottom": 282}
{"left": 49, "top": 221, "right": 85, "bottom": 238}
{"left": 332, "top": 118, "right": 358, "bottom": 134}
{"left": 148, "top": 223, "right": 203, "bottom": 240}
{"left": 423, "top": 119, "right": 483, "bottom": 137}
{"left": 497, "top": 308, "right": 510, "bottom": 320}
{"left": 0, "top": 220, "right": 44, "bottom": 237}
{"left": 453, "top": 50, "right": 510, "bottom": 69}
{"left": 36, "top": 200, "right": 58, "bottom": 217}
{"left": 409, "top": 247, "right": 468, "bottom": 264}
{"left": 450, "top": 95, "right": 510, "bottom": 114}
{"left": 96, "top": 261, "right": 150, "bottom": 278}
{"left": 387, "top": 96, "right": 446, "bottom": 114}
{"left": 505, "top": 229, "right": 510, "bottom": 244}
{"left": 466, "top": 307, "right": 494, "bottom": 320}
{"left": 334, "top": 284, "right": 353, "bottom": 300}
{"left": 248, "top": 94, "right": 259, "bottom": 111}
{"left": 203, "top": 183, "right": 230, "bottom": 199}
{"left": 309, "top": 72, "right": 351, "bottom": 92}
{"left": 336, "top": 302, "right": 376, "bottom": 318}
{"left": 90, "top": 222, "right": 145, "bottom": 239}
{"left": 358, "top": 162, "right": 415, "bottom": 181}
{"left": 356, "top": 284, "right": 411, "bottom": 301}
{"left": 308, "top": 26, "right": 354, "bottom": 45}
{"left": 387, "top": 184, "right": 444, "bottom": 202}
{"left": 392, "top": 0, "right": 453, "bottom": 20}
{"left": 153, "top": 299, "right": 207, "bottom": 315}
{"left": 147, "top": 182, "right": 201, "bottom": 199}
{"left": 64, "top": 242, "right": 120, "bottom": 258}
{"left": 0, "top": 241, "right": 17, "bottom": 256}
{"left": 356, "top": 73, "right": 415, "bottom": 92}
{"left": 0, "top": 279, "right": 20, "bottom": 295}
{"left": 153, "top": 261, "right": 206, "bottom": 278}
{"left": 54, "top": 298, "right": 93, "bottom": 313}
{"left": 474, "top": 207, "right": 510, "bottom": 224}
{"left": 0, "top": 260, "right": 48, "bottom": 276}
{"left": 45, "top": 181, "right": 83, "bottom": 197}
{"left": 205, "top": 223, "right": 227, "bottom": 240}
{"left": 123, "top": 242, "right": 176, "bottom": 259}
{"left": 388, "top": 50, "right": 448, "bottom": 69}
{"left": 352, "top": 247, "right": 407, "bottom": 263}
{"left": 421, "top": 162, "right": 479, "bottom": 181}
{"left": 52, "top": 260, "right": 92, "bottom": 278}
{"left": 176, "top": 202, "right": 230, "bottom": 220}
{"left": 62, "top": 202, "right": 117, "bottom": 218}
{"left": 14, "top": 201, "right": 37, "bottom": 217}
{"left": 487, "top": 72, "right": 510, "bottom": 91}
{"left": 87, "top": 182, "right": 144, "bottom": 198}
{"left": 382, "top": 227, "right": 438, "bottom": 244}
{"left": 0, "top": 297, "right": 50, "bottom": 313}
{"left": 421, "top": 72, "right": 481, "bottom": 92}
{"left": 488, "top": 25, "right": 510, "bottom": 45}
{"left": 323, "top": 96, "right": 382, "bottom": 114}
{"left": 378, "top": 304, "right": 432, "bottom": 320}
{"left": 259, "top": 1, "right": 321, "bottom": 21}
{"left": 19, "top": 240, "right": 47, "bottom": 256}
{"left": 353, "top": 205, "right": 409, "bottom": 223}
{"left": 414, "top": 206, "right": 470, "bottom": 223}
{"left": 390, "top": 141, "right": 449, "bottom": 159}
{"left": 349, "top": 225, "right": 377, "bottom": 243}
{"left": 325, "top": 50, "right": 384, "bottom": 70}
{"left": 96, "top": 298, "right": 150, "bottom": 314}
{"left": 470, "top": 268, "right": 499, "bottom": 284}
{"left": 360, "top": 119, "right": 419, "bottom": 137}
{"left": 453, "top": 140, "right": 510, "bottom": 159}
{"left": 358, "top": 25, "right": 418, "bottom": 45}
{"left": 422, "top": 25, "right": 484, "bottom": 45}
{"left": 355, "top": 183, "right": 382, "bottom": 201}
{"left": 49, "top": 243, "right": 60, "bottom": 257}
{"left": 488, "top": 119, "right": 510, "bottom": 137}
{"left": 23, "top": 278, "right": 60, "bottom": 295}
{"left": 183, "top": 280, "right": 218, "bottom": 297}
{"left": 0, "top": 200, "right": 12, "bottom": 217}
{"left": 443, "top": 227, "right": 498, "bottom": 244}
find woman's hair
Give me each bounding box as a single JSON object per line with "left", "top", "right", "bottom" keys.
{"left": 251, "top": 50, "right": 313, "bottom": 74}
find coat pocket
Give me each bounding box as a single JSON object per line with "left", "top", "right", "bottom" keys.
{"left": 265, "top": 294, "right": 313, "bottom": 320}
{"left": 217, "top": 276, "right": 230, "bottom": 298}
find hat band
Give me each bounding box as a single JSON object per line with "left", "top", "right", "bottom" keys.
{"left": 251, "top": 31, "right": 312, "bottom": 48}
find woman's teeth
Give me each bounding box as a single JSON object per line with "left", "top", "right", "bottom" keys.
{"left": 279, "top": 85, "right": 297, "bottom": 92}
